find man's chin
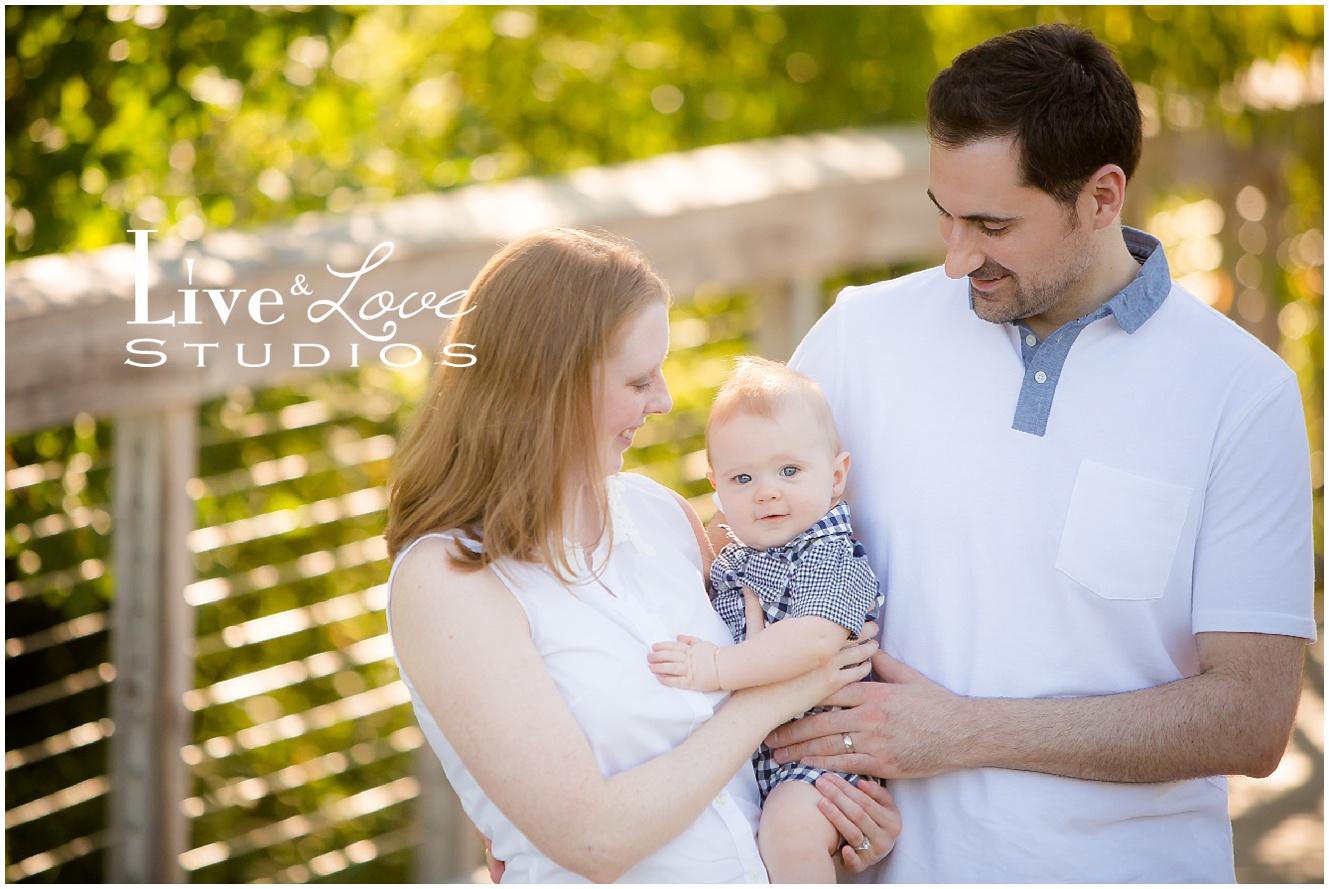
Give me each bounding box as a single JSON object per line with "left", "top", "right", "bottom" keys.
{"left": 969, "top": 289, "right": 1018, "bottom": 326}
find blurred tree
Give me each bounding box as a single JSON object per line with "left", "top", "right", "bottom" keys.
{"left": 7, "top": 5, "right": 1319, "bottom": 536}
{"left": 8, "top": 6, "right": 1317, "bottom": 257}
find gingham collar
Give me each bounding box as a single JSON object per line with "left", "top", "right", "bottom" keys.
{"left": 729, "top": 500, "right": 853, "bottom": 558}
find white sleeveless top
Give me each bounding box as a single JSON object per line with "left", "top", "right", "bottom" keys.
{"left": 388, "top": 473, "right": 768, "bottom": 883}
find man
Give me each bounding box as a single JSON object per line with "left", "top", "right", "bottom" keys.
{"left": 764, "top": 24, "right": 1315, "bottom": 882}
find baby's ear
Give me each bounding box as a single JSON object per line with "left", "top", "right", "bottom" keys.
{"left": 705, "top": 470, "right": 716, "bottom": 488}
{"left": 831, "top": 451, "right": 851, "bottom": 498}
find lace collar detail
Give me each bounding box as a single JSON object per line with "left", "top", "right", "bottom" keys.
{"left": 606, "top": 474, "right": 655, "bottom": 557}
{"left": 562, "top": 475, "right": 656, "bottom": 565}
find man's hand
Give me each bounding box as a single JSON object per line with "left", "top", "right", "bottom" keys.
{"left": 769, "top": 633, "right": 1307, "bottom": 784}
{"left": 648, "top": 635, "right": 722, "bottom": 691}
{"left": 766, "top": 650, "right": 973, "bottom": 779}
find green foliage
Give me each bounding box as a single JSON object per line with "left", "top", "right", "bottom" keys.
{"left": 7, "top": 5, "right": 931, "bottom": 257}
{"left": 11, "top": 6, "right": 1315, "bottom": 261}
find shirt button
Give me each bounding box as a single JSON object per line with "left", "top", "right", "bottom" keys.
{"left": 715, "top": 791, "right": 730, "bottom": 805}
{"left": 1034, "top": 371, "right": 1048, "bottom": 384}
{"left": 746, "top": 868, "right": 764, "bottom": 881}
{"left": 1025, "top": 334, "right": 1037, "bottom": 346}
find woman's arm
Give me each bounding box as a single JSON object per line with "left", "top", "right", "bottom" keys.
{"left": 668, "top": 489, "right": 715, "bottom": 576}
{"left": 705, "top": 509, "right": 732, "bottom": 556}
{"left": 390, "top": 538, "right": 872, "bottom": 883}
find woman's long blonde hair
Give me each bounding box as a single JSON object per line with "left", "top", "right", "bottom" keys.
{"left": 386, "top": 227, "right": 669, "bottom": 580}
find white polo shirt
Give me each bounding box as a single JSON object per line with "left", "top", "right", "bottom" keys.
{"left": 790, "top": 230, "right": 1315, "bottom": 883}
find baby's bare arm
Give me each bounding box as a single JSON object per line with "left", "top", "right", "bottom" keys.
{"left": 718, "top": 616, "right": 849, "bottom": 690}
{"left": 648, "top": 617, "right": 851, "bottom": 692}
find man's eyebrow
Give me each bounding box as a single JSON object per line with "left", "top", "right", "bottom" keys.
{"left": 926, "top": 189, "right": 1018, "bottom": 225}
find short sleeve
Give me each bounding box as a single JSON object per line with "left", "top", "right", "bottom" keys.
{"left": 1191, "top": 373, "right": 1317, "bottom": 640}
{"left": 787, "top": 536, "right": 882, "bottom": 638}
{"left": 708, "top": 547, "right": 748, "bottom": 641}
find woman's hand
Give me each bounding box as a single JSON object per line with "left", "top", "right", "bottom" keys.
{"left": 814, "top": 773, "right": 901, "bottom": 873}
{"left": 738, "top": 631, "right": 877, "bottom": 724}
{"left": 482, "top": 836, "right": 505, "bottom": 883}
{"left": 743, "top": 588, "right": 765, "bottom": 639}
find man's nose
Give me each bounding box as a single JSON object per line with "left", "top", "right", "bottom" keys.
{"left": 942, "top": 224, "right": 984, "bottom": 280}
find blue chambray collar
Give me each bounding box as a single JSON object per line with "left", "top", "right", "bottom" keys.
{"left": 1007, "top": 227, "right": 1172, "bottom": 437}
{"left": 1103, "top": 227, "right": 1170, "bottom": 334}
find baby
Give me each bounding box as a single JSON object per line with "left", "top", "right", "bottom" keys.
{"left": 648, "top": 355, "right": 883, "bottom": 883}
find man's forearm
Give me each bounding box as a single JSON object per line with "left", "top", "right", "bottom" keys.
{"left": 771, "top": 632, "right": 1306, "bottom": 783}
{"left": 956, "top": 649, "right": 1301, "bottom": 782}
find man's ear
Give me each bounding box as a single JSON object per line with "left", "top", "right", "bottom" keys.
{"left": 1081, "top": 163, "right": 1127, "bottom": 230}
{"left": 831, "top": 451, "right": 851, "bottom": 499}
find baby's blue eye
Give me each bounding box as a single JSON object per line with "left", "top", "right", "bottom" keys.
{"left": 780, "top": 466, "right": 799, "bottom": 477}
{"left": 733, "top": 473, "right": 751, "bottom": 485}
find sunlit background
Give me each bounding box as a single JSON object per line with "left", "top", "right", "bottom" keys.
{"left": 6, "top": 5, "right": 1322, "bottom": 883}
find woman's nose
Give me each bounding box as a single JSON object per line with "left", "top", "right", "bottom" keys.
{"left": 649, "top": 376, "right": 673, "bottom": 416}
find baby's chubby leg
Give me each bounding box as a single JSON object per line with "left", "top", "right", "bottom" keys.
{"left": 756, "top": 780, "right": 840, "bottom": 883}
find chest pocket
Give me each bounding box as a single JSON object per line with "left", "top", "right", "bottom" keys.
{"left": 1056, "top": 460, "right": 1192, "bottom": 601}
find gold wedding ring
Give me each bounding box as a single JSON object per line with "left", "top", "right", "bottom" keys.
{"left": 842, "top": 732, "right": 855, "bottom": 755}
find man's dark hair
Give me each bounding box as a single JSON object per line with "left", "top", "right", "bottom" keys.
{"left": 927, "top": 24, "right": 1143, "bottom": 206}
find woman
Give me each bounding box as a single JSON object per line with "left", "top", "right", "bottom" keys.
{"left": 386, "top": 228, "right": 900, "bottom": 882}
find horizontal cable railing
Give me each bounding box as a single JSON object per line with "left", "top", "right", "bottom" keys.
{"left": 6, "top": 419, "right": 115, "bottom": 883}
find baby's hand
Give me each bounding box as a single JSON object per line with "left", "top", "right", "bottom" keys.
{"left": 648, "top": 635, "right": 721, "bottom": 692}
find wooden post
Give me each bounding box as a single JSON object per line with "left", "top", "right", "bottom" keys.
{"left": 756, "top": 273, "right": 824, "bottom": 361}
{"left": 789, "top": 272, "right": 825, "bottom": 353}
{"left": 109, "top": 406, "right": 196, "bottom": 882}
{"left": 412, "top": 745, "right": 483, "bottom": 882}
